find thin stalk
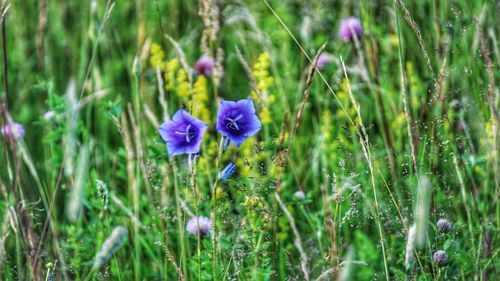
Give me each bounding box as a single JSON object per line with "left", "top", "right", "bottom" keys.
{"left": 210, "top": 137, "right": 225, "bottom": 279}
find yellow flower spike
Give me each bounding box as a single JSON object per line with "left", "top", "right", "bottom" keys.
{"left": 167, "top": 58, "right": 179, "bottom": 70}
{"left": 259, "top": 107, "right": 272, "bottom": 125}
{"left": 252, "top": 52, "right": 273, "bottom": 95}
{"left": 149, "top": 43, "right": 166, "bottom": 68}
{"left": 192, "top": 76, "right": 210, "bottom": 123}
{"left": 177, "top": 83, "right": 190, "bottom": 98}
{"left": 177, "top": 69, "right": 187, "bottom": 82}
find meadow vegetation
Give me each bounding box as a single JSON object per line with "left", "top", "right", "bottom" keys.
{"left": 0, "top": 0, "right": 498, "bottom": 280}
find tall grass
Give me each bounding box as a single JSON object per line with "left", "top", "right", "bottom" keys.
{"left": 0, "top": 0, "right": 497, "bottom": 280}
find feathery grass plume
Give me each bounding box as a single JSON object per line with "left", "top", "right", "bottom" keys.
{"left": 95, "top": 179, "right": 109, "bottom": 212}
{"left": 415, "top": 176, "right": 431, "bottom": 247}
{"left": 66, "top": 144, "right": 90, "bottom": 222}
{"left": 0, "top": 234, "right": 7, "bottom": 271}
{"left": 395, "top": 0, "right": 434, "bottom": 74}
{"left": 338, "top": 246, "right": 354, "bottom": 281}
{"left": 63, "top": 79, "right": 78, "bottom": 176}
{"left": 92, "top": 226, "right": 128, "bottom": 270}
{"left": 198, "top": 0, "right": 220, "bottom": 54}
{"left": 213, "top": 47, "right": 225, "bottom": 86}
{"left": 404, "top": 224, "right": 417, "bottom": 270}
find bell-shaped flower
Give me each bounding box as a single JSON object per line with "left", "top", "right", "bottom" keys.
{"left": 216, "top": 99, "right": 261, "bottom": 147}
{"left": 158, "top": 109, "right": 208, "bottom": 156}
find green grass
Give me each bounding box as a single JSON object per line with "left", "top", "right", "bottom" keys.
{"left": 0, "top": 0, "right": 498, "bottom": 280}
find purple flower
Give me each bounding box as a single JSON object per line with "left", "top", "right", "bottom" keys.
{"left": 1, "top": 122, "right": 25, "bottom": 140}
{"left": 433, "top": 250, "right": 449, "bottom": 266}
{"left": 216, "top": 99, "right": 262, "bottom": 147}
{"left": 338, "top": 17, "right": 363, "bottom": 42}
{"left": 294, "top": 190, "right": 306, "bottom": 200}
{"left": 316, "top": 54, "right": 330, "bottom": 70}
{"left": 195, "top": 55, "right": 214, "bottom": 76}
{"left": 186, "top": 216, "right": 212, "bottom": 236}
{"left": 436, "top": 219, "right": 452, "bottom": 233}
{"left": 219, "top": 162, "right": 236, "bottom": 180}
{"left": 158, "top": 109, "right": 208, "bottom": 156}
{"left": 44, "top": 111, "right": 56, "bottom": 121}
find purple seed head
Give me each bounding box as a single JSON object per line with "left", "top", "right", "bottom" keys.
{"left": 436, "top": 219, "right": 452, "bottom": 233}
{"left": 195, "top": 55, "right": 214, "bottom": 76}
{"left": 1, "top": 122, "right": 25, "bottom": 140}
{"left": 186, "top": 216, "right": 212, "bottom": 236}
{"left": 316, "top": 54, "right": 330, "bottom": 70}
{"left": 433, "top": 250, "right": 449, "bottom": 266}
{"left": 44, "top": 111, "right": 56, "bottom": 121}
{"left": 338, "top": 17, "right": 363, "bottom": 42}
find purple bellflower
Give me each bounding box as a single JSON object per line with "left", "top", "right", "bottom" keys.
{"left": 1, "top": 122, "right": 25, "bottom": 140}
{"left": 195, "top": 55, "right": 214, "bottom": 76}
{"left": 216, "top": 99, "right": 262, "bottom": 147}
{"left": 158, "top": 109, "right": 208, "bottom": 157}
{"left": 338, "top": 17, "right": 363, "bottom": 42}
{"left": 219, "top": 162, "right": 236, "bottom": 180}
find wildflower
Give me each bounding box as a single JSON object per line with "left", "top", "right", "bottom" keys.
{"left": 316, "top": 54, "right": 330, "bottom": 70}
{"left": 195, "top": 55, "right": 214, "bottom": 76}
{"left": 436, "top": 219, "right": 452, "bottom": 233}
{"left": 433, "top": 250, "right": 449, "bottom": 267}
{"left": 149, "top": 43, "right": 166, "bottom": 69}
{"left": 259, "top": 107, "right": 272, "bottom": 126}
{"left": 251, "top": 52, "right": 274, "bottom": 126}
{"left": 44, "top": 111, "right": 56, "bottom": 121}
{"left": 176, "top": 69, "right": 190, "bottom": 99}
{"left": 165, "top": 58, "right": 179, "bottom": 91}
{"left": 92, "top": 226, "right": 128, "bottom": 270}
{"left": 294, "top": 190, "right": 306, "bottom": 200}
{"left": 158, "top": 109, "right": 208, "bottom": 156}
{"left": 216, "top": 99, "right": 261, "bottom": 147}
{"left": 219, "top": 162, "right": 236, "bottom": 180}
{"left": 338, "top": 17, "right": 363, "bottom": 42}
{"left": 253, "top": 52, "right": 273, "bottom": 93}
{"left": 1, "top": 122, "right": 25, "bottom": 140}
{"left": 192, "top": 75, "right": 211, "bottom": 123}
{"left": 186, "top": 216, "right": 212, "bottom": 236}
